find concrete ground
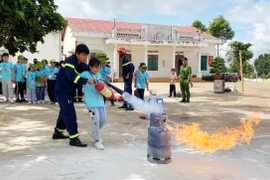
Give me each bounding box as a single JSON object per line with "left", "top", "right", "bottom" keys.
{"left": 0, "top": 82, "right": 270, "bottom": 180}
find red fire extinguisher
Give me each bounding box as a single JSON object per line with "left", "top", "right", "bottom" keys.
{"left": 95, "top": 81, "right": 115, "bottom": 100}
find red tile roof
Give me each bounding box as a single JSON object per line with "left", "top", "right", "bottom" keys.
{"left": 66, "top": 18, "right": 216, "bottom": 39}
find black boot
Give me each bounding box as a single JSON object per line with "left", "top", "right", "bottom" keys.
{"left": 180, "top": 99, "right": 186, "bottom": 103}
{"left": 111, "top": 99, "right": 115, "bottom": 106}
{"left": 69, "top": 137, "right": 87, "bottom": 147}
{"left": 125, "top": 105, "right": 134, "bottom": 111}
{"left": 118, "top": 104, "right": 128, "bottom": 109}
{"left": 52, "top": 131, "right": 69, "bottom": 139}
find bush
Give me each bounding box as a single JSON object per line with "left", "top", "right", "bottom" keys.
{"left": 210, "top": 57, "right": 227, "bottom": 75}
{"left": 202, "top": 75, "right": 213, "bottom": 81}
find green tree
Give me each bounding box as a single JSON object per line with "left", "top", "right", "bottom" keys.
{"left": 226, "top": 41, "right": 253, "bottom": 74}
{"left": 0, "top": 0, "right": 67, "bottom": 55}
{"left": 254, "top": 53, "right": 270, "bottom": 77}
{"left": 208, "top": 15, "right": 235, "bottom": 42}
{"left": 95, "top": 52, "right": 110, "bottom": 64}
{"left": 244, "top": 62, "right": 254, "bottom": 76}
{"left": 191, "top": 20, "right": 207, "bottom": 32}
{"left": 210, "top": 56, "right": 227, "bottom": 75}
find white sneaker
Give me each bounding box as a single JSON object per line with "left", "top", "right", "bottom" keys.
{"left": 10, "top": 100, "right": 14, "bottom": 104}
{"left": 37, "top": 101, "right": 40, "bottom": 104}
{"left": 28, "top": 101, "right": 31, "bottom": 104}
{"left": 33, "top": 101, "right": 36, "bottom": 104}
{"left": 95, "top": 141, "right": 104, "bottom": 150}
{"left": 55, "top": 102, "right": 58, "bottom": 105}
{"left": 42, "top": 101, "right": 45, "bottom": 104}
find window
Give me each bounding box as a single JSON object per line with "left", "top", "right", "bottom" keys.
{"left": 148, "top": 55, "right": 158, "bottom": 71}
{"left": 89, "top": 53, "right": 96, "bottom": 59}
{"left": 201, "top": 56, "right": 207, "bottom": 71}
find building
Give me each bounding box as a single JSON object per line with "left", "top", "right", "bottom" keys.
{"left": 1, "top": 32, "right": 61, "bottom": 64}
{"left": 62, "top": 18, "right": 221, "bottom": 80}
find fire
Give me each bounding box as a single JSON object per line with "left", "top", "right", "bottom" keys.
{"left": 168, "top": 117, "right": 260, "bottom": 153}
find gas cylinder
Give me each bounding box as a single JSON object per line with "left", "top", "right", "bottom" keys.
{"left": 147, "top": 112, "right": 172, "bottom": 164}
{"left": 95, "top": 82, "right": 115, "bottom": 100}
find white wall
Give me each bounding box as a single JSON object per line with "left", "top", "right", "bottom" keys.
{"left": 77, "top": 37, "right": 105, "bottom": 53}
{"left": 8, "top": 32, "right": 61, "bottom": 64}
{"left": 63, "top": 26, "right": 76, "bottom": 57}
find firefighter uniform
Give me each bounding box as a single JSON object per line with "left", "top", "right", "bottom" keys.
{"left": 121, "top": 55, "right": 134, "bottom": 110}
{"left": 54, "top": 55, "right": 89, "bottom": 140}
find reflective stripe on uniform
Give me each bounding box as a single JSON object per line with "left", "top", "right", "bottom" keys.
{"left": 74, "top": 75, "right": 80, "bottom": 84}
{"left": 62, "top": 63, "right": 80, "bottom": 75}
{"left": 122, "top": 62, "right": 132, "bottom": 67}
{"left": 69, "top": 133, "right": 79, "bottom": 139}
{"left": 57, "top": 128, "right": 65, "bottom": 133}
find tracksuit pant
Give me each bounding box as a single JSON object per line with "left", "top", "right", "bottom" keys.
{"left": 136, "top": 88, "right": 145, "bottom": 101}
{"left": 16, "top": 82, "right": 25, "bottom": 100}
{"left": 27, "top": 88, "right": 37, "bottom": 102}
{"left": 169, "top": 84, "right": 176, "bottom": 97}
{"left": 2, "top": 80, "right": 13, "bottom": 101}
{"left": 36, "top": 87, "right": 45, "bottom": 101}
{"left": 88, "top": 107, "right": 107, "bottom": 141}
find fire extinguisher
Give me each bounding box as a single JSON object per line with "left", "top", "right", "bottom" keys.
{"left": 95, "top": 81, "right": 115, "bottom": 100}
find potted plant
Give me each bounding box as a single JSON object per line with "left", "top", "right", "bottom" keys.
{"left": 210, "top": 56, "right": 227, "bottom": 80}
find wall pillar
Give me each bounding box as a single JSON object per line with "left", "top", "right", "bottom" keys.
{"left": 198, "top": 47, "right": 202, "bottom": 78}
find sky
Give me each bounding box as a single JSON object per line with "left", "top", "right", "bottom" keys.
{"left": 54, "top": 0, "right": 270, "bottom": 63}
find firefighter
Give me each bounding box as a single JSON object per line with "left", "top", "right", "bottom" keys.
{"left": 117, "top": 47, "right": 135, "bottom": 111}
{"left": 52, "top": 44, "right": 95, "bottom": 147}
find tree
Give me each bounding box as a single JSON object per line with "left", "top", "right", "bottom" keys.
{"left": 95, "top": 52, "right": 110, "bottom": 64}
{"left": 208, "top": 15, "right": 234, "bottom": 56}
{"left": 244, "top": 62, "right": 254, "bottom": 76}
{"left": 210, "top": 56, "right": 227, "bottom": 75}
{"left": 208, "top": 15, "right": 235, "bottom": 42}
{"left": 254, "top": 53, "right": 270, "bottom": 77}
{"left": 191, "top": 20, "right": 207, "bottom": 32}
{"left": 226, "top": 41, "right": 253, "bottom": 73}
{"left": 0, "top": 0, "right": 67, "bottom": 55}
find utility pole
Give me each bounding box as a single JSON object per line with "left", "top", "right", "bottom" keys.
{"left": 239, "top": 50, "right": 244, "bottom": 92}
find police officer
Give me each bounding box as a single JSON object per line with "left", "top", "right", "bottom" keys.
{"left": 52, "top": 44, "right": 94, "bottom": 147}
{"left": 117, "top": 47, "right": 135, "bottom": 111}
{"left": 179, "top": 57, "right": 192, "bottom": 103}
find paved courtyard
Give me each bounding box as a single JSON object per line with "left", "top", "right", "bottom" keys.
{"left": 0, "top": 82, "right": 270, "bottom": 180}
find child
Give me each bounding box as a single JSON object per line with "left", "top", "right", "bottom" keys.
{"left": 135, "top": 65, "right": 149, "bottom": 100}
{"left": 0, "top": 53, "right": 15, "bottom": 103}
{"left": 36, "top": 62, "right": 47, "bottom": 103}
{"left": 47, "top": 59, "right": 59, "bottom": 105}
{"left": 26, "top": 64, "right": 37, "bottom": 104}
{"left": 80, "top": 58, "right": 107, "bottom": 150}
{"left": 169, "top": 68, "right": 177, "bottom": 97}
{"left": 14, "top": 55, "right": 27, "bottom": 102}
{"left": 100, "top": 59, "right": 114, "bottom": 106}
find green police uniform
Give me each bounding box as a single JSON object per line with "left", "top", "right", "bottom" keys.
{"left": 179, "top": 65, "right": 192, "bottom": 102}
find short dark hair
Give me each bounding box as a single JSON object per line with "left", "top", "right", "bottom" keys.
{"left": 183, "top": 57, "right": 188, "bottom": 61}
{"left": 2, "top": 53, "right": 9, "bottom": 58}
{"left": 88, "top": 58, "right": 100, "bottom": 67}
{"left": 75, "top": 44, "right": 89, "bottom": 54}
{"left": 171, "top": 68, "right": 176, "bottom": 71}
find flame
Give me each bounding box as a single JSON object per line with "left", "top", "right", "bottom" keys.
{"left": 168, "top": 117, "right": 260, "bottom": 153}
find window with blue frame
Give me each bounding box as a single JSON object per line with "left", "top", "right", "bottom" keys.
{"left": 201, "top": 56, "right": 208, "bottom": 71}
{"left": 148, "top": 55, "right": 158, "bottom": 71}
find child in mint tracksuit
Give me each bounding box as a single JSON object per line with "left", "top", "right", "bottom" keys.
{"left": 135, "top": 65, "right": 149, "bottom": 100}
{"left": 36, "top": 62, "right": 47, "bottom": 103}
{"left": 26, "top": 64, "right": 37, "bottom": 104}
{"left": 81, "top": 58, "right": 107, "bottom": 150}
